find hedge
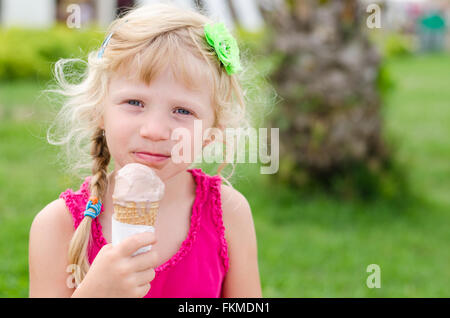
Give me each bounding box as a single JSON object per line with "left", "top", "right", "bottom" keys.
{"left": 0, "top": 24, "right": 104, "bottom": 81}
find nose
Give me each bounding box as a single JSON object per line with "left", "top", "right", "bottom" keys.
{"left": 139, "top": 109, "right": 171, "bottom": 141}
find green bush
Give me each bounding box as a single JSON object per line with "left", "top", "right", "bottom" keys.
{"left": 383, "top": 33, "right": 414, "bottom": 58}
{"left": 0, "top": 24, "right": 104, "bottom": 81}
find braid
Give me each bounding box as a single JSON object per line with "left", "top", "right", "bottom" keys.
{"left": 89, "top": 128, "right": 110, "bottom": 199}
{"left": 67, "top": 127, "right": 110, "bottom": 288}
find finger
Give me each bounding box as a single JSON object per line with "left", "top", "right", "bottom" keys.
{"left": 137, "top": 283, "right": 151, "bottom": 297}
{"left": 118, "top": 232, "right": 157, "bottom": 257}
{"left": 130, "top": 250, "right": 159, "bottom": 272}
{"left": 134, "top": 268, "right": 156, "bottom": 286}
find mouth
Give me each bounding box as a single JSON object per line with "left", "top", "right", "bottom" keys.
{"left": 133, "top": 151, "right": 171, "bottom": 164}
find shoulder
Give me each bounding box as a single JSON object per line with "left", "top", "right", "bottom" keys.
{"left": 219, "top": 184, "right": 262, "bottom": 297}
{"left": 219, "top": 184, "right": 255, "bottom": 246}
{"left": 193, "top": 169, "right": 255, "bottom": 236}
{"left": 30, "top": 198, "right": 75, "bottom": 236}
{"left": 29, "top": 199, "right": 75, "bottom": 297}
{"left": 220, "top": 184, "right": 252, "bottom": 220}
{"left": 29, "top": 199, "right": 75, "bottom": 262}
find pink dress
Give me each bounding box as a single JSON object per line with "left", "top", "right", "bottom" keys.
{"left": 59, "top": 168, "right": 229, "bottom": 298}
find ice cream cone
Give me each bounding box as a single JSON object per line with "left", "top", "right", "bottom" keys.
{"left": 113, "top": 200, "right": 159, "bottom": 226}
{"left": 111, "top": 163, "right": 165, "bottom": 255}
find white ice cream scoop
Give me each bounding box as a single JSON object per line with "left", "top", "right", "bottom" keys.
{"left": 112, "top": 162, "right": 165, "bottom": 205}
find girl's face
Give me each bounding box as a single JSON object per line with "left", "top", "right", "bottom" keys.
{"left": 101, "top": 66, "right": 215, "bottom": 181}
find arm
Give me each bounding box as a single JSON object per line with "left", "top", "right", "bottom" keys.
{"left": 29, "top": 198, "right": 77, "bottom": 297}
{"left": 29, "top": 199, "right": 158, "bottom": 298}
{"left": 220, "top": 185, "right": 262, "bottom": 298}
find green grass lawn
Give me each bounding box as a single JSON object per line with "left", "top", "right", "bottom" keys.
{"left": 1, "top": 54, "right": 449, "bottom": 297}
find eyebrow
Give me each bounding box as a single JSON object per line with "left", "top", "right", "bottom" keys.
{"left": 170, "top": 99, "right": 203, "bottom": 110}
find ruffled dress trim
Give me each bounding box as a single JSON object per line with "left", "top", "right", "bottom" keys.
{"left": 206, "top": 172, "right": 230, "bottom": 273}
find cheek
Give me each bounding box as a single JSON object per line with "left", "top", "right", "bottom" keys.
{"left": 103, "top": 109, "right": 135, "bottom": 157}
{"left": 171, "top": 124, "right": 215, "bottom": 162}
{"left": 104, "top": 107, "right": 135, "bottom": 135}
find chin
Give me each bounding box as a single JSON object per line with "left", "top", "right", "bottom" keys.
{"left": 157, "top": 163, "right": 192, "bottom": 182}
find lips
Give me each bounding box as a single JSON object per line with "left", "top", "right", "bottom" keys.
{"left": 136, "top": 151, "right": 170, "bottom": 158}
{"left": 133, "top": 151, "right": 171, "bottom": 164}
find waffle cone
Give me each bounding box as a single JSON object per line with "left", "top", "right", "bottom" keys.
{"left": 113, "top": 200, "right": 159, "bottom": 226}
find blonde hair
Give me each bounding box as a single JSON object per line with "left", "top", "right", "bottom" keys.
{"left": 46, "top": 3, "right": 254, "bottom": 286}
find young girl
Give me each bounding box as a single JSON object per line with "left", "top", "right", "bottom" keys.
{"left": 29, "top": 3, "right": 261, "bottom": 298}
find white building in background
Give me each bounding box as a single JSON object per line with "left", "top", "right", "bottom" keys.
{"left": 0, "top": 0, "right": 266, "bottom": 31}
{"left": 0, "top": 0, "right": 56, "bottom": 28}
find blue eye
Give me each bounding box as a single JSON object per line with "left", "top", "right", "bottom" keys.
{"left": 127, "top": 99, "right": 143, "bottom": 107}
{"left": 174, "top": 108, "right": 192, "bottom": 116}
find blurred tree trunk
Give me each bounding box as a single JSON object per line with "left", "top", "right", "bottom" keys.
{"left": 262, "top": 0, "right": 391, "bottom": 196}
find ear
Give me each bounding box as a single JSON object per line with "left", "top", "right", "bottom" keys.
{"left": 99, "top": 117, "right": 104, "bottom": 130}
{"left": 202, "top": 124, "right": 225, "bottom": 148}
{"left": 202, "top": 134, "right": 213, "bottom": 148}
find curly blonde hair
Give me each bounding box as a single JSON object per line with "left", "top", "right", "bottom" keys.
{"left": 45, "top": 3, "right": 257, "bottom": 286}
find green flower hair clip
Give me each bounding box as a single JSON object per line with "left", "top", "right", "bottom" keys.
{"left": 204, "top": 22, "right": 242, "bottom": 75}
